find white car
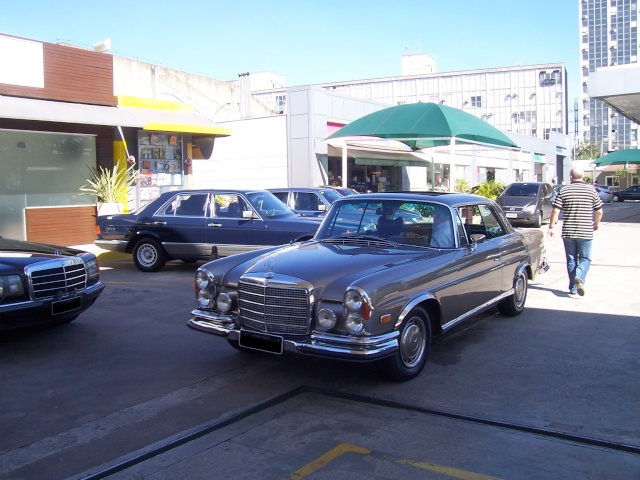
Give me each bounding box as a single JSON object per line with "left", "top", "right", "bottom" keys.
{"left": 595, "top": 186, "right": 614, "bottom": 203}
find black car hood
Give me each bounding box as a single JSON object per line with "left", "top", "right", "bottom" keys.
{"left": 0, "top": 237, "right": 84, "bottom": 272}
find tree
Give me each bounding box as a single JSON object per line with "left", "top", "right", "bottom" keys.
{"left": 574, "top": 141, "right": 600, "bottom": 160}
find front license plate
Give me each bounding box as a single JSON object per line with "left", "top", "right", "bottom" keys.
{"left": 52, "top": 297, "right": 82, "bottom": 315}
{"left": 506, "top": 213, "right": 517, "bottom": 218}
{"left": 239, "top": 330, "right": 284, "bottom": 354}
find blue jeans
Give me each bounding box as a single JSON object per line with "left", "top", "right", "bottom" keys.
{"left": 562, "top": 237, "right": 592, "bottom": 292}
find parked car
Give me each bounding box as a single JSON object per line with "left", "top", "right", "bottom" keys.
{"left": 322, "top": 186, "right": 359, "bottom": 196}
{"left": 0, "top": 237, "right": 104, "bottom": 330}
{"left": 595, "top": 185, "right": 614, "bottom": 203}
{"left": 556, "top": 184, "right": 615, "bottom": 203}
{"left": 95, "top": 189, "right": 321, "bottom": 272}
{"left": 612, "top": 185, "right": 640, "bottom": 202}
{"left": 496, "top": 182, "right": 555, "bottom": 227}
{"left": 188, "top": 192, "right": 548, "bottom": 381}
{"left": 268, "top": 187, "right": 353, "bottom": 217}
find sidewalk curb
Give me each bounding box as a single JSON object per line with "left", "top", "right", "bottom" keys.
{"left": 69, "top": 244, "right": 130, "bottom": 263}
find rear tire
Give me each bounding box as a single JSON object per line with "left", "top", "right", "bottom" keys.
{"left": 498, "top": 269, "right": 528, "bottom": 317}
{"left": 133, "top": 238, "right": 167, "bottom": 272}
{"left": 383, "top": 307, "right": 431, "bottom": 382}
{"left": 612, "top": 195, "right": 621, "bottom": 202}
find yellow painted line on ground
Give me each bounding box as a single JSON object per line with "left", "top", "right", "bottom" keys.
{"left": 286, "top": 443, "right": 371, "bottom": 479}
{"left": 396, "top": 458, "right": 503, "bottom": 480}
{"left": 286, "top": 442, "right": 503, "bottom": 480}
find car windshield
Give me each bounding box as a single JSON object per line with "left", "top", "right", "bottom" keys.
{"left": 319, "top": 189, "right": 342, "bottom": 204}
{"left": 503, "top": 183, "right": 539, "bottom": 197}
{"left": 318, "top": 199, "right": 451, "bottom": 245}
{"left": 246, "top": 191, "right": 294, "bottom": 217}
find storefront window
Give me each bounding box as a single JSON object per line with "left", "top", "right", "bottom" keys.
{"left": 478, "top": 167, "right": 507, "bottom": 185}
{"left": 0, "top": 130, "right": 95, "bottom": 239}
{"left": 428, "top": 163, "right": 450, "bottom": 191}
{"left": 138, "top": 132, "right": 184, "bottom": 205}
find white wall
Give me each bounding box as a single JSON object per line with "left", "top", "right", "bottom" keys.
{"left": 287, "top": 85, "right": 389, "bottom": 187}
{"left": 191, "top": 116, "right": 288, "bottom": 189}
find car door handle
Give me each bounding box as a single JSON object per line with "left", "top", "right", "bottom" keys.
{"left": 152, "top": 221, "right": 167, "bottom": 226}
{"left": 208, "top": 223, "right": 222, "bottom": 227}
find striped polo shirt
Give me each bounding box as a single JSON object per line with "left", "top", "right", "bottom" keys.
{"left": 552, "top": 181, "right": 603, "bottom": 239}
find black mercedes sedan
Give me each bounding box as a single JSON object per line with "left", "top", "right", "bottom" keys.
{"left": 95, "top": 189, "right": 321, "bottom": 272}
{"left": 0, "top": 237, "right": 104, "bottom": 330}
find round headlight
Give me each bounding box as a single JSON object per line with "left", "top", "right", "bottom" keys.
{"left": 317, "top": 308, "right": 337, "bottom": 329}
{"left": 197, "top": 290, "right": 215, "bottom": 308}
{"left": 195, "top": 270, "right": 214, "bottom": 289}
{"left": 345, "top": 313, "right": 365, "bottom": 335}
{"left": 216, "top": 292, "right": 232, "bottom": 313}
{"left": 344, "top": 289, "right": 363, "bottom": 312}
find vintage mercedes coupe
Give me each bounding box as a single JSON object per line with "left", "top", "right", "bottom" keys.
{"left": 188, "top": 192, "right": 548, "bottom": 381}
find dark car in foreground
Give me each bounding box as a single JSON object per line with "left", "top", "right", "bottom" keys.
{"left": 95, "top": 189, "right": 321, "bottom": 272}
{"left": 497, "top": 182, "right": 555, "bottom": 227}
{"left": 188, "top": 192, "right": 548, "bottom": 381}
{"left": 612, "top": 185, "right": 640, "bottom": 202}
{"left": 0, "top": 237, "right": 104, "bottom": 330}
{"left": 269, "top": 186, "right": 354, "bottom": 217}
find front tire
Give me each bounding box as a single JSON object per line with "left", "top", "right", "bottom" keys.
{"left": 383, "top": 307, "right": 431, "bottom": 382}
{"left": 532, "top": 211, "right": 542, "bottom": 228}
{"left": 498, "top": 269, "right": 528, "bottom": 317}
{"left": 133, "top": 238, "right": 167, "bottom": 272}
{"left": 612, "top": 195, "right": 621, "bottom": 202}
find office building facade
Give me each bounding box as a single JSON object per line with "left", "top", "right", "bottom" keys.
{"left": 580, "top": 0, "right": 639, "bottom": 152}
{"left": 254, "top": 62, "right": 568, "bottom": 142}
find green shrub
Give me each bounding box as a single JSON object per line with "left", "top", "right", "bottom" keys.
{"left": 454, "top": 178, "right": 471, "bottom": 193}
{"left": 474, "top": 180, "right": 504, "bottom": 200}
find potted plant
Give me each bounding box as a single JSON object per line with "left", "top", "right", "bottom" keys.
{"left": 79, "top": 162, "right": 139, "bottom": 216}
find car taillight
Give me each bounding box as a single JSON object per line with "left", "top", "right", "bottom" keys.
{"left": 95, "top": 225, "right": 101, "bottom": 235}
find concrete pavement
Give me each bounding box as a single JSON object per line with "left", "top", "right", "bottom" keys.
{"left": 66, "top": 201, "right": 640, "bottom": 480}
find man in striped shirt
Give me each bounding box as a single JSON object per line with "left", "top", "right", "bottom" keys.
{"left": 548, "top": 167, "right": 603, "bottom": 296}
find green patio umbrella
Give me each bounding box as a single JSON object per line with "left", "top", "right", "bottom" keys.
{"left": 592, "top": 148, "right": 640, "bottom": 166}
{"left": 326, "top": 102, "right": 519, "bottom": 150}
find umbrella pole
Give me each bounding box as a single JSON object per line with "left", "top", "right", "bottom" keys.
{"left": 431, "top": 157, "right": 435, "bottom": 191}
{"left": 341, "top": 140, "right": 348, "bottom": 189}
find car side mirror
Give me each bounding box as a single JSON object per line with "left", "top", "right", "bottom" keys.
{"left": 242, "top": 210, "right": 254, "bottom": 219}
{"left": 470, "top": 233, "right": 486, "bottom": 244}
{"left": 318, "top": 204, "right": 327, "bottom": 211}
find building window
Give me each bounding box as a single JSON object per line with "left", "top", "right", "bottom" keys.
{"left": 471, "top": 96, "right": 482, "bottom": 107}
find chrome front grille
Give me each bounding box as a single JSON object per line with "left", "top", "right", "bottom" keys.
{"left": 238, "top": 280, "right": 309, "bottom": 335}
{"left": 28, "top": 260, "right": 87, "bottom": 300}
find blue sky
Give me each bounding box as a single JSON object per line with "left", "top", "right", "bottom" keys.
{"left": 1, "top": 1, "right": 580, "bottom": 125}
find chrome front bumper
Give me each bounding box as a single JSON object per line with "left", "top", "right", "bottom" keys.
{"left": 187, "top": 309, "right": 399, "bottom": 361}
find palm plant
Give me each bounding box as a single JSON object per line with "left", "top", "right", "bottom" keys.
{"left": 79, "top": 163, "right": 139, "bottom": 204}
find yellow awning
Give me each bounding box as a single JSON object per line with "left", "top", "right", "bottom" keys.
{"left": 118, "top": 96, "right": 231, "bottom": 136}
